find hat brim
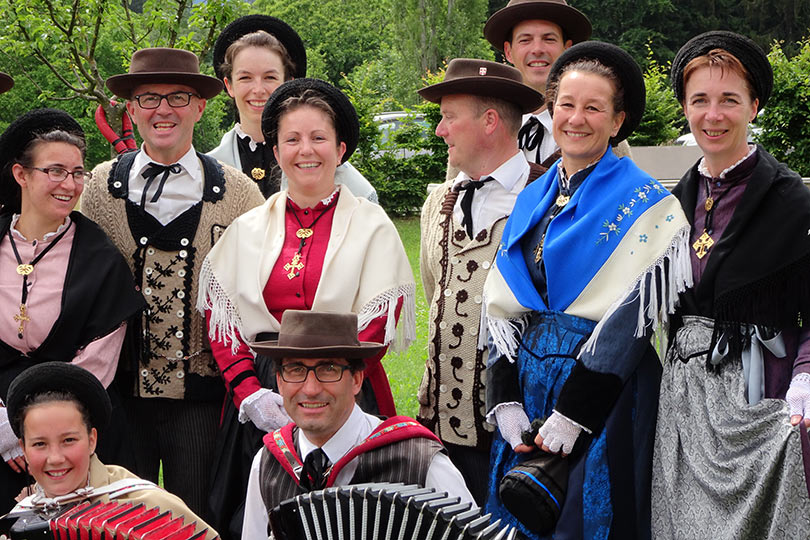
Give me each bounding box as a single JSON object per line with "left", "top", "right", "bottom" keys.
{"left": 249, "top": 340, "right": 385, "bottom": 359}
{"left": 0, "top": 72, "right": 13, "bottom": 94}
{"left": 6, "top": 362, "right": 111, "bottom": 439}
{"left": 106, "top": 72, "right": 223, "bottom": 100}
{"left": 418, "top": 77, "right": 544, "bottom": 113}
{"left": 213, "top": 15, "right": 307, "bottom": 81}
{"left": 546, "top": 41, "right": 645, "bottom": 145}
{"left": 484, "top": 2, "right": 592, "bottom": 51}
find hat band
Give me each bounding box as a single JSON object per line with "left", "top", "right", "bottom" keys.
{"left": 277, "top": 333, "right": 361, "bottom": 349}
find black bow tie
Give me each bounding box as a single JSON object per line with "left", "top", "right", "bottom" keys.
{"left": 141, "top": 162, "right": 182, "bottom": 207}
{"left": 458, "top": 177, "right": 494, "bottom": 239}
{"left": 517, "top": 117, "right": 544, "bottom": 163}
{"left": 300, "top": 448, "right": 331, "bottom": 491}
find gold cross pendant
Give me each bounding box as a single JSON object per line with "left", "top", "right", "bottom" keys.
{"left": 533, "top": 233, "right": 546, "bottom": 264}
{"left": 284, "top": 253, "right": 304, "bottom": 279}
{"left": 14, "top": 303, "right": 30, "bottom": 337}
{"left": 693, "top": 230, "right": 714, "bottom": 259}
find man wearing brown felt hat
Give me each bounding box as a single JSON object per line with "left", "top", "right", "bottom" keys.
{"left": 242, "top": 310, "right": 474, "bottom": 539}
{"left": 81, "top": 47, "right": 264, "bottom": 518}
{"left": 416, "top": 58, "right": 545, "bottom": 505}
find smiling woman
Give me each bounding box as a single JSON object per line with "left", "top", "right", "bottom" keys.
{"left": 0, "top": 109, "right": 144, "bottom": 515}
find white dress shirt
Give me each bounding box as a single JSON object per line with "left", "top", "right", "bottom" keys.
{"left": 451, "top": 151, "right": 530, "bottom": 237}
{"left": 242, "top": 404, "right": 476, "bottom": 539}
{"left": 520, "top": 109, "right": 558, "bottom": 165}
{"left": 127, "top": 145, "right": 204, "bottom": 225}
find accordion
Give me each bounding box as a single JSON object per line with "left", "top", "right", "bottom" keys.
{"left": 269, "top": 483, "right": 516, "bottom": 540}
{"left": 0, "top": 499, "right": 214, "bottom": 539}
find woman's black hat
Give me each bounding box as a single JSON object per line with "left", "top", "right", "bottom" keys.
{"left": 261, "top": 78, "right": 359, "bottom": 163}
{"left": 0, "top": 72, "right": 13, "bottom": 94}
{"left": 6, "top": 362, "right": 112, "bottom": 439}
{"left": 546, "top": 40, "right": 645, "bottom": 145}
{"left": 0, "top": 108, "right": 84, "bottom": 214}
{"left": 213, "top": 15, "right": 307, "bottom": 80}
{"left": 671, "top": 31, "right": 771, "bottom": 111}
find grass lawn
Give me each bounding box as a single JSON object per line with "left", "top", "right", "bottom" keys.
{"left": 384, "top": 216, "right": 428, "bottom": 418}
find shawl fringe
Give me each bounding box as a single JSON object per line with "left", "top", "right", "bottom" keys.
{"left": 197, "top": 257, "right": 246, "bottom": 355}
{"left": 486, "top": 313, "right": 528, "bottom": 361}
{"left": 582, "top": 224, "right": 693, "bottom": 355}
{"left": 358, "top": 283, "right": 416, "bottom": 352}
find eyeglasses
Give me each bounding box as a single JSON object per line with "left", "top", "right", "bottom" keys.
{"left": 132, "top": 91, "right": 199, "bottom": 109}
{"left": 24, "top": 166, "right": 92, "bottom": 184}
{"left": 279, "top": 362, "right": 352, "bottom": 383}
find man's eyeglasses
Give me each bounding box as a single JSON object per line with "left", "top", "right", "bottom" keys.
{"left": 132, "top": 91, "right": 199, "bottom": 109}
{"left": 24, "top": 166, "right": 92, "bottom": 184}
{"left": 279, "top": 362, "right": 352, "bottom": 383}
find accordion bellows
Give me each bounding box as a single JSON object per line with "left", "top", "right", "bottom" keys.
{"left": 4, "top": 499, "right": 213, "bottom": 539}
{"left": 269, "top": 483, "right": 516, "bottom": 540}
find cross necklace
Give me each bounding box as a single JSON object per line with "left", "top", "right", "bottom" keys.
{"left": 7, "top": 223, "right": 71, "bottom": 338}
{"left": 283, "top": 198, "right": 337, "bottom": 280}
{"left": 693, "top": 175, "right": 744, "bottom": 259}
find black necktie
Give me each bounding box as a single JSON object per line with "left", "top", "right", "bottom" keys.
{"left": 458, "top": 177, "right": 494, "bottom": 239}
{"left": 517, "top": 117, "right": 544, "bottom": 163}
{"left": 141, "top": 162, "right": 182, "bottom": 207}
{"left": 300, "top": 448, "right": 331, "bottom": 491}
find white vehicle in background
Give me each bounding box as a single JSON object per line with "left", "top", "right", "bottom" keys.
{"left": 372, "top": 111, "right": 429, "bottom": 158}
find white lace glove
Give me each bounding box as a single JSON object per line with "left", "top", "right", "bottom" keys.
{"left": 786, "top": 373, "right": 810, "bottom": 422}
{"left": 537, "top": 410, "right": 582, "bottom": 455}
{"left": 0, "top": 407, "right": 23, "bottom": 462}
{"left": 494, "top": 403, "right": 531, "bottom": 450}
{"left": 238, "top": 388, "right": 291, "bottom": 433}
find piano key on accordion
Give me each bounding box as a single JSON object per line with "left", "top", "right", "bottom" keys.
{"left": 269, "top": 483, "right": 515, "bottom": 540}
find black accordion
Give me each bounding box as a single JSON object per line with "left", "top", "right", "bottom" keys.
{"left": 269, "top": 484, "right": 516, "bottom": 540}
{"left": 0, "top": 499, "right": 214, "bottom": 539}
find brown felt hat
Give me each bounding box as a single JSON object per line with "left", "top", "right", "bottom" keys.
{"left": 484, "top": 0, "right": 592, "bottom": 52}
{"left": 106, "top": 48, "right": 223, "bottom": 100}
{"left": 417, "top": 58, "right": 544, "bottom": 113}
{"left": 249, "top": 310, "right": 384, "bottom": 359}
{"left": 0, "top": 72, "right": 13, "bottom": 94}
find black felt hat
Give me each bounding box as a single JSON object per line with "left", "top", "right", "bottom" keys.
{"left": 6, "top": 362, "right": 112, "bottom": 439}
{"left": 546, "top": 41, "right": 645, "bottom": 145}
{"left": 213, "top": 15, "right": 307, "bottom": 81}
{"left": 0, "top": 72, "right": 13, "bottom": 94}
{"left": 106, "top": 48, "right": 223, "bottom": 100}
{"left": 261, "top": 78, "right": 359, "bottom": 163}
{"left": 484, "top": 0, "right": 591, "bottom": 52}
{"left": 671, "top": 31, "right": 771, "bottom": 111}
{"left": 0, "top": 108, "right": 84, "bottom": 214}
{"left": 418, "top": 58, "right": 544, "bottom": 113}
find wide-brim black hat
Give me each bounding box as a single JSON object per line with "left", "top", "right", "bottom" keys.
{"left": 0, "top": 72, "right": 13, "bottom": 94}
{"left": 261, "top": 78, "right": 359, "bottom": 163}
{"left": 249, "top": 310, "right": 384, "bottom": 359}
{"left": 671, "top": 31, "right": 771, "bottom": 111}
{"left": 213, "top": 15, "right": 307, "bottom": 81}
{"left": 6, "top": 362, "right": 112, "bottom": 439}
{"left": 0, "top": 108, "right": 84, "bottom": 213}
{"left": 418, "top": 58, "right": 544, "bottom": 113}
{"left": 546, "top": 41, "right": 645, "bottom": 145}
{"left": 484, "top": 0, "right": 592, "bottom": 52}
{"left": 106, "top": 48, "right": 223, "bottom": 100}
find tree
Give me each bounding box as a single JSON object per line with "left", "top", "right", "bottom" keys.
{"left": 628, "top": 47, "right": 682, "bottom": 146}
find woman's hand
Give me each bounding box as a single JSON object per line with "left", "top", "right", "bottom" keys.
{"left": 239, "top": 388, "right": 291, "bottom": 432}
{"left": 493, "top": 403, "right": 531, "bottom": 451}
{"left": 787, "top": 373, "right": 810, "bottom": 427}
{"left": 535, "top": 411, "right": 582, "bottom": 456}
{"left": 1, "top": 407, "right": 24, "bottom": 471}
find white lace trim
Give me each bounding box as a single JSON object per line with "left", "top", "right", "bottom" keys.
{"left": 357, "top": 283, "right": 416, "bottom": 352}
{"left": 196, "top": 257, "right": 247, "bottom": 355}
{"left": 698, "top": 144, "right": 756, "bottom": 179}
{"left": 582, "top": 223, "right": 693, "bottom": 355}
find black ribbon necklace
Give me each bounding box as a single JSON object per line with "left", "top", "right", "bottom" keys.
{"left": 693, "top": 174, "right": 746, "bottom": 259}
{"left": 532, "top": 168, "right": 573, "bottom": 264}
{"left": 7, "top": 222, "right": 72, "bottom": 338}
{"left": 283, "top": 197, "right": 338, "bottom": 280}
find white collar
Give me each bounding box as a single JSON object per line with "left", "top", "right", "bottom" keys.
{"left": 10, "top": 214, "right": 72, "bottom": 242}
{"left": 297, "top": 404, "right": 376, "bottom": 464}
{"left": 235, "top": 123, "right": 263, "bottom": 152}
{"left": 697, "top": 144, "right": 756, "bottom": 179}
{"left": 451, "top": 151, "right": 529, "bottom": 193}
{"left": 133, "top": 144, "right": 201, "bottom": 180}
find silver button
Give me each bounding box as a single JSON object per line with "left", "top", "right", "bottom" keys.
{"left": 175, "top": 330, "right": 184, "bottom": 339}
{"left": 470, "top": 327, "right": 478, "bottom": 336}
{"left": 466, "top": 420, "right": 474, "bottom": 429}
{"left": 176, "top": 310, "right": 184, "bottom": 318}
{"left": 451, "top": 257, "right": 460, "bottom": 265}
{"left": 180, "top": 238, "right": 189, "bottom": 246}
{"left": 466, "top": 362, "right": 474, "bottom": 370}
{"left": 175, "top": 351, "right": 183, "bottom": 358}
{"left": 144, "top": 287, "right": 152, "bottom": 295}
{"left": 482, "top": 260, "right": 491, "bottom": 269}
{"left": 139, "top": 236, "right": 148, "bottom": 245}
{"left": 439, "top": 384, "right": 447, "bottom": 393}
{"left": 177, "top": 291, "right": 186, "bottom": 299}
{"left": 113, "top": 181, "right": 122, "bottom": 188}
{"left": 439, "top": 321, "right": 447, "bottom": 330}
{"left": 212, "top": 186, "right": 221, "bottom": 193}
{"left": 439, "top": 412, "right": 448, "bottom": 420}
{"left": 444, "top": 288, "right": 452, "bottom": 297}
{"left": 145, "top": 267, "right": 153, "bottom": 275}
{"left": 474, "top": 295, "right": 482, "bottom": 304}
{"left": 214, "top": 225, "right": 221, "bottom": 232}
{"left": 141, "top": 369, "right": 148, "bottom": 377}
{"left": 146, "top": 248, "right": 155, "bottom": 256}
{"left": 179, "top": 250, "right": 187, "bottom": 258}
{"left": 438, "top": 353, "right": 447, "bottom": 361}
{"left": 176, "top": 371, "right": 184, "bottom": 378}
{"left": 178, "top": 270, "right": 186, "bottom": 277}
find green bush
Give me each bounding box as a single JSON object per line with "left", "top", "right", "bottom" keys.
{"left": 628, "top": 46, "right": 682, "bottom": 146}
{"left": 758, "top": 39, "right": 810, "bottom": 177}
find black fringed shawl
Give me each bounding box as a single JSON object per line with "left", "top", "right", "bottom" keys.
{"left": 672, "top": 147, "right": 810, "bottom": 358}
